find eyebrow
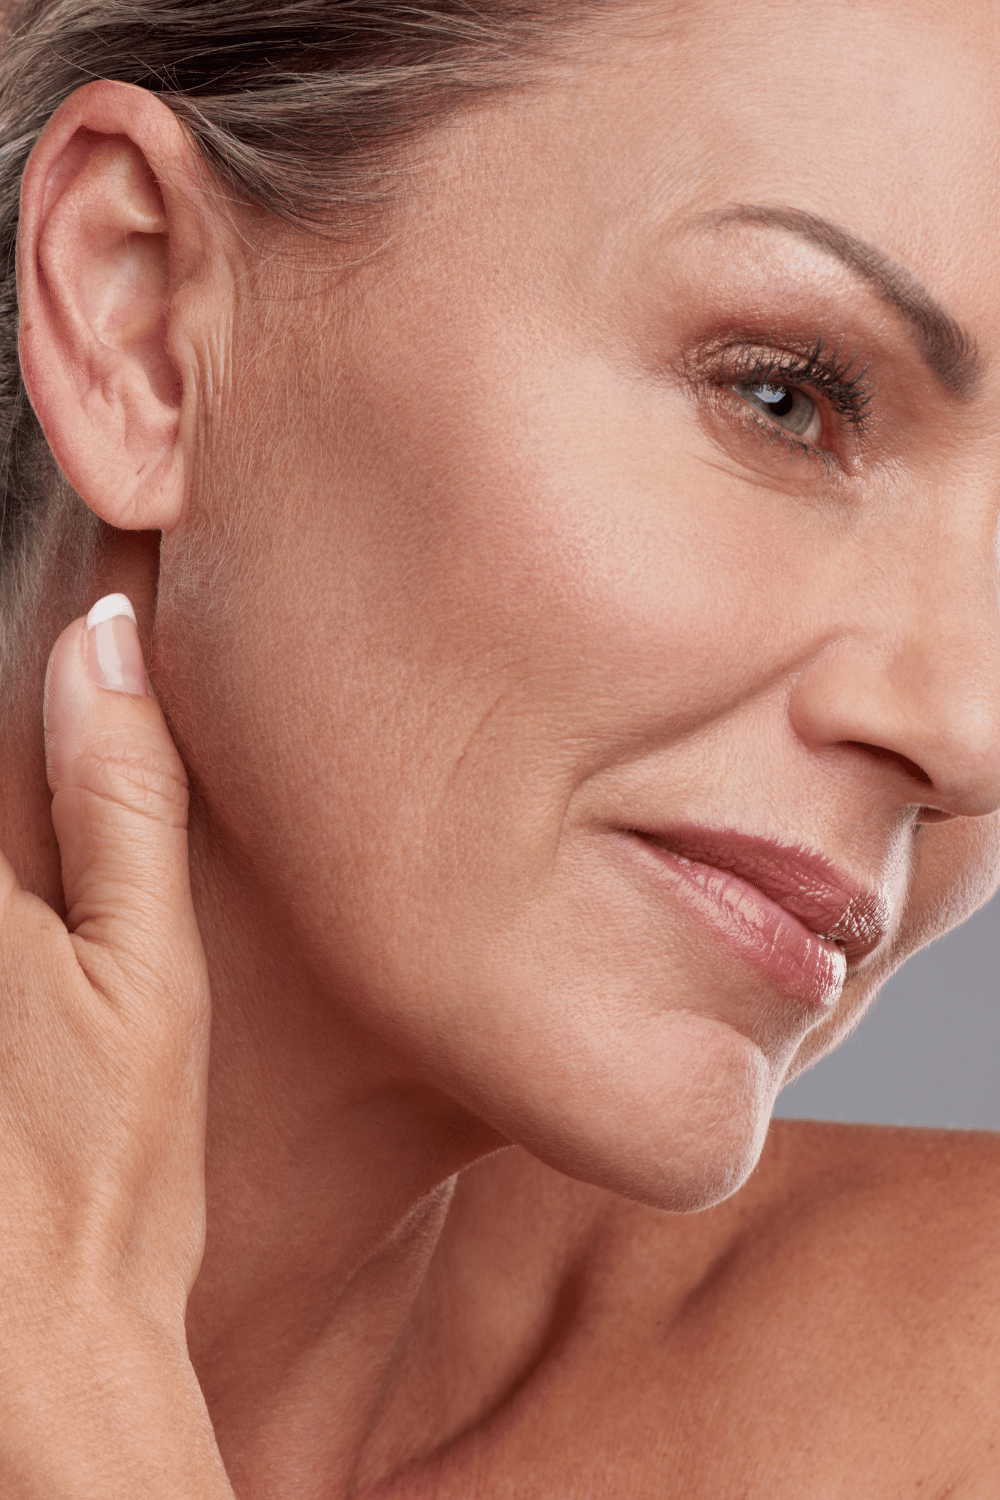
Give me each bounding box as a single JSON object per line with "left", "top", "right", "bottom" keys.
{"left": 692, "top": 203, "right": 981, "bottom": 400}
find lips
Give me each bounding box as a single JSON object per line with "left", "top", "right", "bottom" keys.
{"left": 622, "top": 824, "right": 891, "bottom": 1009}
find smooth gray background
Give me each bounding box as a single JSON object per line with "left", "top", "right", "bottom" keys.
{"left": 774, "top": 888, "right": 1000, "bottom": 1128}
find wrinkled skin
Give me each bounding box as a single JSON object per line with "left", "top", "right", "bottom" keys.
{"left": 6, "top": 0, "right": 1000, "bottom": 1493}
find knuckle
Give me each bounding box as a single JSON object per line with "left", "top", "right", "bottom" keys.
{"left": 74, "top": 736, "right": 190, "bottom": 830}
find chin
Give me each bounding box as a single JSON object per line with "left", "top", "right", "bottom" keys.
{"left": 474, "top": 1008, "right": 777, "bottom": 1217}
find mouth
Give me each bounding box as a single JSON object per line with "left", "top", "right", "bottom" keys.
{"left": 620, "top": 824, "right": 891, "bottom": 1010}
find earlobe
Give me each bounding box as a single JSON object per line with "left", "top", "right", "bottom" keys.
{"left": 17, "top": 84, "right": 202, "bottom": 533}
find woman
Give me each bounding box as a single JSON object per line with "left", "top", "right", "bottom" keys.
{"left": 0, "top": 0, "right": 997, "bottom": 1492}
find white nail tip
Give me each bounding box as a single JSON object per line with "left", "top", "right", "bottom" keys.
{"left": 86, "top": 594, "right": 137, "bottom": 630}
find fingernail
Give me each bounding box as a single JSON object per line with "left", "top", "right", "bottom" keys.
{"left": 85, "top": 594, "right": 147, "bottom": 696}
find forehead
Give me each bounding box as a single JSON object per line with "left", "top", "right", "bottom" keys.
{"left": 425, "top": 0, "right": 1000, "bottom": 341}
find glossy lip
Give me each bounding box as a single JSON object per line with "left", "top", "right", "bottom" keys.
{"left": 620, "top": 824, "right": 891, "bottom": 1010}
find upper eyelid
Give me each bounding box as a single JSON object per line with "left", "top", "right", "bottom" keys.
{"left": 686, "top": 333, "right": 871, "bottom": 381}
{"left": 717, "top": 343, "right": 874, "bottom": 423}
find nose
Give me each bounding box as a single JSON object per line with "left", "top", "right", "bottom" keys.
{"left": 789, "top": 531, "right": 1000, "bottom": 819}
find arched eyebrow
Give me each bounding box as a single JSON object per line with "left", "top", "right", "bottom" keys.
{"left": 692, "top": 203, "right": 981, "bottom": 400}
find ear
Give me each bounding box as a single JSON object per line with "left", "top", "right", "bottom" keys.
{"left": 17, "top": 81, "right": 221, "bottom": 532}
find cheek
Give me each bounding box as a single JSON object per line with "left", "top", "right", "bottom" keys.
{"left": 354, "top": 353, "right": 823, "bottom": 763}
{"left": 165, "top": 319, "right": 837, "bottom": 991}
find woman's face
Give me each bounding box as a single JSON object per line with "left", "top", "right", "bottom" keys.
{"left": 157, "top": 0, "right": 1000, "bottom": 1209}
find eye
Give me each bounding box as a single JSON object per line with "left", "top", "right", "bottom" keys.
{"left": 733, "top": 382, "right": 821, "bottom": 445}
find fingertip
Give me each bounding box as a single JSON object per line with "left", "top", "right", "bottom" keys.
{"left": 43, "top": 595, "right": 150, "bottom": 795}
{"left": 85, "top": 595, "right": 147, "bottom": 698}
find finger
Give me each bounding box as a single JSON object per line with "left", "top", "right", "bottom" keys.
{"left": 42, "top": 594, "right": 205, "bottom": 1009}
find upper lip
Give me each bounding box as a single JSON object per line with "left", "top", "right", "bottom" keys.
{"left": 633, "top": 824, "right": 891, "bottom": 963}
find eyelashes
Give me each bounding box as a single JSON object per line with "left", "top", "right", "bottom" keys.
{"left": 695, "top": 335, "right": 876, "bottom": 470}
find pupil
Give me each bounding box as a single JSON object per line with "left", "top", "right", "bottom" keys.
{"left": 755, "top": 384, "right": 794, "bottom": 417}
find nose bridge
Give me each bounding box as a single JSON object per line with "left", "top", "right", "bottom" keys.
{"left": 792, "top": 483, "right": 1000, "bottom": 816}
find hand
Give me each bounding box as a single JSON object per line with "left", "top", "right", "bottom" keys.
{"left": 0, "top": 595, "right": 232, "bottom": 1497}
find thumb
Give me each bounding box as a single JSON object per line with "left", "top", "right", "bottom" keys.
{"left": 43, "top": 593, "right": 203, "bottom": 1007}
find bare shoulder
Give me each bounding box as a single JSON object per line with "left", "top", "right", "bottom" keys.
{"left": 453, "top": 1125, "right": 1000, "bottom": 1497}
{"left": 760, "top": 1113, "right": 1000, "bottom": 1199}
{"left": 565, "top": 1119, "right": 1000, "bottom": 1495}
{"left": 613, "top": 1117, "right": 1000, "bottom": 1381}
{"left": 384, "top": 1131, "right": 1000, "bottom": 1496}
{"left": 742, "top": 1117, "right": 1000, "bottom": 1296}
{"left": 590, "top": 1117, "right": 1000, "bottom": 1307}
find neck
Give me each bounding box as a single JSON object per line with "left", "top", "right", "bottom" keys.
{"left": 176, "top": 795, "right": 513, "bottom": 1490}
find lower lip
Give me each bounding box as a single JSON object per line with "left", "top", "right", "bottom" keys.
{"left": 628, "top": 836, "right": 847, "bottom": 1010}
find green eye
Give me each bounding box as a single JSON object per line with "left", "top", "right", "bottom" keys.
{"left": 734, "top": 382, "right": 820, "bottom": 441}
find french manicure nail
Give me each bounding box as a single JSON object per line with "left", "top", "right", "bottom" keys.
{"left": 86, "top": 594, "right": 147, "bottom": 697}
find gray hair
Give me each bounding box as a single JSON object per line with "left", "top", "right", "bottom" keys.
{"left": 0, "top": 0, "right": 607, "bottom": 645}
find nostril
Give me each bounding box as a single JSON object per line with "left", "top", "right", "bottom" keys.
{"left": 842, "top": 741, "right": 934, "bottom": 786}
